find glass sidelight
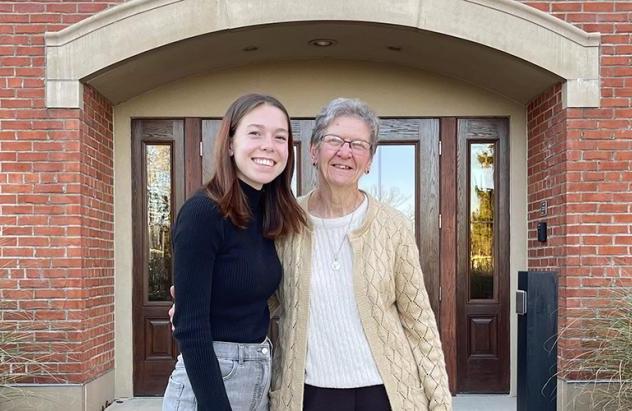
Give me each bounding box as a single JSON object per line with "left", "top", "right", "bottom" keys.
{"left": 469, "top": 142, "right": 495, "bottom": 300}
{"left": 145, "top": 144, "right": 173, "bottom": 302}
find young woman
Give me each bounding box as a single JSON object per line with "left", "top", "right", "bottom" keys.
{"left": 162, "top": 94, "right": 306, "bottom": 411}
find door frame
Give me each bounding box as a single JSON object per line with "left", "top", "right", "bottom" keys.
{"left": 129, "top": 116, "right": 511, "bottom": 395}
{"left": 131, "top": 118, "right": 201, "bottom": 395}
{"left": 439, "top": 117, "right": 511, "bottom": 394}
{"left": 440, "top": 118, "right": 458, "bottom": 393}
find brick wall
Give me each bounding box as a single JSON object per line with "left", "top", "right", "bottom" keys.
{"left": 0, "top": 1, "right": 121, "bottom": 384}
{"left": 521, "top": 0, "right": 632, "bottom": 378}
{"left": 79, "top": 85, "right": 114, "bottom": 380}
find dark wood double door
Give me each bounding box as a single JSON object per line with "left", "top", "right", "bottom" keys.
{"left": 131, "top": 117, "right": 509, "bottom": 395}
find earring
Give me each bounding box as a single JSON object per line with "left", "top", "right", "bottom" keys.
{"left": 365, "top": 169, "right": 370, "bottom": 174}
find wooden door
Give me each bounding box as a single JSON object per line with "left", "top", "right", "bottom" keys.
{"left": 455, "top": 118, "right": 510, "bottom": 393}
{"left": 132, "top": 119, "right": 201, "bottom": 395}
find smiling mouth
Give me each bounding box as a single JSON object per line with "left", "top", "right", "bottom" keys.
{"left": 252, "top": 158, "right": 276, "bottom": 167}
{"left": 332, "top": 164, "right": 353, "bottom": 170}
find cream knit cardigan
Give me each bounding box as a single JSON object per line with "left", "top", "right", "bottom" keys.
{"left": 270, "top": 193, "right": 452, "bottom": 411}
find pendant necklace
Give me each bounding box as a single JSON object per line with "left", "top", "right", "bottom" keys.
{"left": 329, "top": 196, "right": 362, "bottom": 271}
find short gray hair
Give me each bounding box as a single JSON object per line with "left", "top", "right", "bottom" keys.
{"left": 311, "top": 98, "right": 380, "bottom": 155}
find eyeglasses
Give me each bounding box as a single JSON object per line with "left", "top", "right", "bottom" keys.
{"left": 321, "top": 134, "right": 372, "bottom": 154}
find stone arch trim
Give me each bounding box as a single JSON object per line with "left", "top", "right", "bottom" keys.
{"left": 45, "top": 0, "right": 600, "bottom": 108}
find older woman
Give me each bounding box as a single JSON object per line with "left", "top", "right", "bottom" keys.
{"left": 270, "top": 98, "right": 451, "bottom": 411}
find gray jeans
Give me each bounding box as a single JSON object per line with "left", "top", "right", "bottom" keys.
{"left": 162, "top": 338, "right": 272, "bottom": 411}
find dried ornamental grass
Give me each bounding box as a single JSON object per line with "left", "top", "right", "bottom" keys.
{"left": 559, "top": 288, "right": 632, "bottom": 411}
{"left": 0, "top": 252, "right": 66, "bottom": 408}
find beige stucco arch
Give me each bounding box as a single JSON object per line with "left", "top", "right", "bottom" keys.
{"left": 45, "top": 0, "right": 600, "bottom": 109}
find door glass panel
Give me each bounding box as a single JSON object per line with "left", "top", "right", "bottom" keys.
{"left": 359, "top": 145, "right": 416, "bottom": 225}
{"left": 469, "top": 143, "right": 495, "bottom": 300}
{"left": 291, "top": 143, "right": 299, "bottom": 196}
{"left": 146, "top": 144, "right": 173, "bottom": 302}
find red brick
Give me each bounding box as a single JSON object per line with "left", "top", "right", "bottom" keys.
{"left": 0, "top": 14, "right": 29, "bottom": 23}
{"left": 597, "top": 13, "right": 631, "bottom": 23}
{"left": 524, "top": 2, "right": 549, "bottom": 12}
{"left": 583, "top": 236, "right": 612, "bottom": 245}
{"left": 14, "top": 25, "right": 47, "bottom": 35}
{"left": 16, "top": 152, "right": 48, "bottom": 162}
{"left": 615, "top": 3, "right": 632, "bottom": 11}
{"left": 3, "top": 289, "right": 34, "bottom": 299}
{"left": 615, "top": 151, "right": 632, "bottom": 160}
{"left": 551, "top": 2, "right": 581, "bottom": 12}
{"left": 614, "top": 45, "right": 632, "bottom": 54}
{"left": 584, "top": 2, "right": 615, "bottom": 12}
{"left": 583, "top": 23, "right": 614, "bottom": 33}
{"left": 30, "top": 14, "right": 62, "bottom": 24}
{"left": 598, "top": 225, "right": 628, "bottom": 234}
{"left": 566, "top": 13, "right": 600, "bottom": 23}
{"left": 601, "top": 98, "right": 630, "bottom": 107}
{"left": 601, "top": 34, "right": 631, "bottom": 44}
{"left": 78, "top": 3, "right": 111, "bottom": 14}
{"left": 34, "top": 311, "right": 66, "bottom": 321}
{"left": 597, "top": 246, "right": 628, "bottom": 255}
{"left": 615, "top": 24, "right": 632, "bottom": 33}
{"left": 0, "top": 152, "right": 16, "bottom": 161}
{"left": 615, "top": 236, "right": 632, "bottom": 245}
{"left": 45, "top": 3, "right": 78, "bottom": 13}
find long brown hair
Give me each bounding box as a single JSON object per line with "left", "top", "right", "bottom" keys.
{"left": 205, "top": 93, "right": 306, "bottom": 238}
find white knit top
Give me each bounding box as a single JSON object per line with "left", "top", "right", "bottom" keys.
{"left": 305, "top": 195, "right": 383, "bottom": 388}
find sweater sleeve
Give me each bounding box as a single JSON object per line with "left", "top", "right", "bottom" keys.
{"left": 172, "top": 195, "right": 231, "bottom": 411}
{"left": 394, "top": 220, "right": 452, "bottom": 411}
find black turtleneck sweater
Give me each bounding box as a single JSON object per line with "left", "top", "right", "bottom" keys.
{"left": 171, "top": 181, "right": 282, "bottom": 411}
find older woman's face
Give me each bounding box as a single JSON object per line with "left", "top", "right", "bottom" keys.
{"left": 311, "top": 115, "right": 373, "bottom": 190}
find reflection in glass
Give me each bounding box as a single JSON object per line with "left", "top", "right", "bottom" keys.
{"left": 470, "top": 143, "right": 495, "bottom": 300}
{"left": 291, "top": 144, "right": 299, "bottom": 196}
{"left": 146, "top": 144, "right": 172, "bottom": 302}
{"left": 359, "top": 145, "right": 415, "bottom": 225}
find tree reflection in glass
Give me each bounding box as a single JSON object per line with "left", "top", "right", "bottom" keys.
{"left": 470, "top": 143, "right": 495, "bottom": 300}
{"left": 146, "top": 144, "right": 172, "bottom": 302}
{"left": 359, "top": 145, "right": 415, "bottom": 224}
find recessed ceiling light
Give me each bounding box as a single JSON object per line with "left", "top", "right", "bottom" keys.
{"left": 242, "top": 46, "right": 259, "bottom": 52}
{"left": 308, "top": 39, "right": 337, "bottom": 47}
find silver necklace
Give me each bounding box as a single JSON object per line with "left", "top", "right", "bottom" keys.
{"left": 329, "top": 197, "right": 362, "bottom": 271}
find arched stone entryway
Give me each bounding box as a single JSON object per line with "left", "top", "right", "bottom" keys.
{"left": 45, "top": 0, "right": 599, "bottom": 108}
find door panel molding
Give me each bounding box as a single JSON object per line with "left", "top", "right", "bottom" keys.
{"left": 455, "top": 118, "right": 510, "bottom": 393}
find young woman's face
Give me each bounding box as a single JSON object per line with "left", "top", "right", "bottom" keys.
{"left": 231, "top": 104, "right": 290, "bottom": 189}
